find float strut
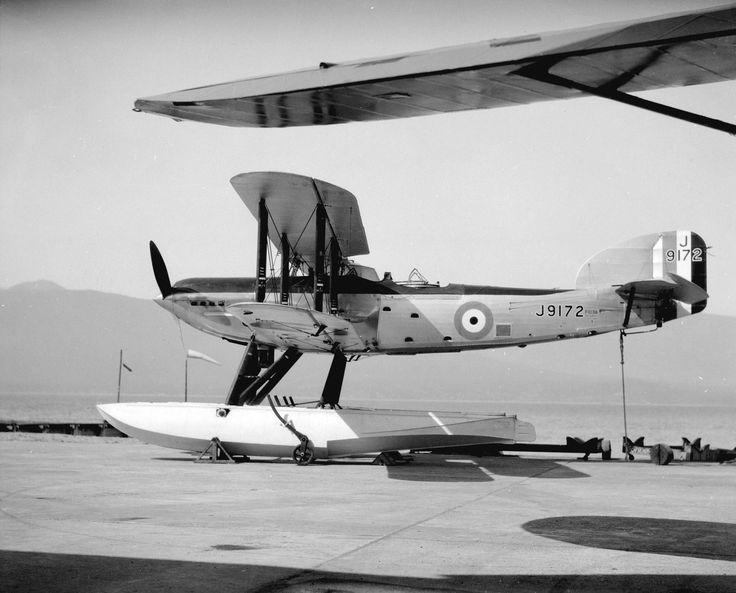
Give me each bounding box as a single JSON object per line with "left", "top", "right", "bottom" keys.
{"left": 237, "top": 347, "right": 302, "bottom": 406}
{"left": 226, "top": 337, "right": 261, "bottom": 405}
{"left": 319, "top": 351, "right": 346, "bottom": 408}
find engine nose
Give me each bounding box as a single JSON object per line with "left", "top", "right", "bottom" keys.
{"left": 154, "top": 296, "right": 177, "bottom": 314}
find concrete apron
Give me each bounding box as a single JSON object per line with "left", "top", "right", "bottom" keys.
{"left": 1, "top": 433, "right": 734, "bottom": 593}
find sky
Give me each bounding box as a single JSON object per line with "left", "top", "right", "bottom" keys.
{"left": 2, "top": 0, "right": 735, "bottom": 316}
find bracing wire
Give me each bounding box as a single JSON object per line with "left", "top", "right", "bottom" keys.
{"left": 176, "top": 317, "right": 186, "bottom": 350}
{"left": 267, "top": 238, "right": 278, "bottom": 303}
{"left": 289, "top": 204, "right": 317, "bottom": 258}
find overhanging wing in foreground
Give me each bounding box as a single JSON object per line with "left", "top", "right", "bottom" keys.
{"left": 134, "top": 5, "right": 736, "bottom": 132}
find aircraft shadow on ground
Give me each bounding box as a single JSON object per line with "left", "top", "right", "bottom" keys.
{"left": 1, "top": 550, "right": 732, "bottom": 593}
{"left": 523, "top": 516, "right": 736, "bottom": 562}
{"left": 384, "top": 454, "right": 590, "bottom": 482}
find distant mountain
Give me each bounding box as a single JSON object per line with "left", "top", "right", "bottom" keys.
{"left": 0, "top": 282, "right": 734, "bottom": 406}
{"left": 0, "top": 282, "right": 241, "bottom": 397}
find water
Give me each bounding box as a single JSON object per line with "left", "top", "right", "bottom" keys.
{"left": 2, "top": 392, "right": 733, "bottom": 450}
{"left": 351, "top": 398, "right": 736, "bottom": 448}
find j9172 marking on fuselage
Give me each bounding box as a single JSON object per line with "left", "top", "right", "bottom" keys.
{"left": 534, "top": 305, "right": 584, "bottom": 317}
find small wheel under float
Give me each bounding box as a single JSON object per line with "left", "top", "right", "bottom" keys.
{"left": 292, "top": 444, "right": 315, "bottom": 465}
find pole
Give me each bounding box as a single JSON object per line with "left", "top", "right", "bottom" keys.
{"left": 117, "top": 349, "right": 123, "bottom": 403}
{"left": 184, "top": 357, "right": 188, "bottom": 403}
{"left": 619, "top": 330, "right": 630, "bottom": 461}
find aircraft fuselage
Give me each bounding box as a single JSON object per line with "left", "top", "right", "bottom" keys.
{"left": 157, "top": 275, "right": 675, "bottom": 355}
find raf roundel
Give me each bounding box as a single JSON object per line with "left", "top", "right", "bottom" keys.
{"left": 454, "top": 302, "right": 493, "bottom": 340}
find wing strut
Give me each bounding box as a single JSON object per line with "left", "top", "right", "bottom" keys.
{"left": 329, "top": 236, "right": 340, "bottom": 314}
{"left": 256, "top": 197, "right": 268, "bottom": 302}
{"left": 517, "top": 62, "right": 736, "bottom": 136}
{"left": 314, "top": 199, "right": 327, "bottom": 312}
{"left": 280, "top": 233, "right": 290, "bottom": 304}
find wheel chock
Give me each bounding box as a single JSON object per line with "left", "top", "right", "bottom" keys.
{"left": 649, "top": 443, "right": 674, "bottom": 465}
{"left": 372, "top": 451, "right": 412, "bottom": 466}
{"left": 194, "top": 437, "right": 241, "bottom": 463}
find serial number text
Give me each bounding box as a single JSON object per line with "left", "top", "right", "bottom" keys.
{"left": 535, "top": 305, "right": 584, "bottom": 317}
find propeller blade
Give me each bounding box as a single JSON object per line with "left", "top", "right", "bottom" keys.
{"left": 149, "top": 241, "right": 172, "bottom": 298}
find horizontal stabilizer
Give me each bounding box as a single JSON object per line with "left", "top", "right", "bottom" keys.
{"left": 616, "top": 273, "right": 708, "bottom": 305}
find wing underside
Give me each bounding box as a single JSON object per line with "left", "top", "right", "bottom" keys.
{"left": 134, "top": 6, "right": 736, "bottom": 132}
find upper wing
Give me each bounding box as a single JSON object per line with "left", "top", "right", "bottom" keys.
{"left": 231, "top": 171, "right": 368, "bottom": 267}
{"left": 134, "top": 6, "right": 736, "bottom": 131}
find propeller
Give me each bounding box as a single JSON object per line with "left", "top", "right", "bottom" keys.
{"left": 149, "top": 241, "right": 172, "bottom": 298}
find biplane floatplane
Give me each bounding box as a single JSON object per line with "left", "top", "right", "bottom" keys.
{"left": 100, "top": 6, "right": 724, "bottom": 464}
{"left": 98, "top": 171, "right": 707, "bottom": 463}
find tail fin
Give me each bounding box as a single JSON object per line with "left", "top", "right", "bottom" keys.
{"left": 576, "top": 231, "right": 707, "bottom": 316}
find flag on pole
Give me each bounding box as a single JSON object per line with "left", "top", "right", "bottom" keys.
{"left": 186, "top": 349, "right": 220, "bottom": 366}
{"left": 117, "top": 349, "right": 130, "bottom": 403}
